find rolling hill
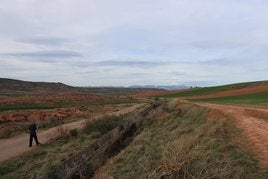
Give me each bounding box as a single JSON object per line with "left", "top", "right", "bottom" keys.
{"left": 160, "top": 81, "right": 268, "bottom": 98}
{"left": 0, "top": 78, "right": 78, "bottom": 93}
{"left": 0, "top": 78, "right": 165, "bottom": 96}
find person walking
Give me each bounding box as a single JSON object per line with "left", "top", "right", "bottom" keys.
{"left": 29, "top": 121, "right": 40, "bottom": 147}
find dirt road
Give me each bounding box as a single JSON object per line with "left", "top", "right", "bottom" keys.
{"left": 0, "top": 103, "right": 145, "bottom": 163}
{"left": 197, "top": 102, "right": 268, "bottom": 168}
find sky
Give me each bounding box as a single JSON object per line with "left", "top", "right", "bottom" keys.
{"left": 0, "top": 0, "right": 268, "bottom": 87}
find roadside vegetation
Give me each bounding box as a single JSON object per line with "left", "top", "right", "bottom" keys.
{"left": 95, "top": 102, "right": 268, "bottom": 178}
{"left": 0, "top": 115, "right": 126, "bottom": 178}
{"left": 84, "top": 115, "right": 123, "bottom": 136}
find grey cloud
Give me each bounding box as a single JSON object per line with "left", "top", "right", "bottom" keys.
{"left": 69, "top": 61, "right": 91, "bottom": 68}
{"left": 190, "top": 41, "right": 243, "bottom": 50}
{"left": 77, "top": 70, "right": 99, "bottom": 75}
{"left": 0, "top": 0, "right": 268, "bottom": 86}
{"left": 118, "top": 73, "right": 148, "bottom": 79}
{"left": 2, "top": 50, "right": 82, "bottom": 59}
{"left": 16, "top": 37, "right": 69, "bottom": 46}
{"left": 199, "top": 57, "right": 268, "bottom": 67}
{"left": 169, "top": 72, "right": 187, "bottom": 76}
{"left": 199, "top": 58, "right": 232, "bottom": 65}
{"left": 95, "top": 60, "right": 163, "bottom": 67}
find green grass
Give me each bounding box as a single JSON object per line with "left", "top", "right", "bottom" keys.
{"left": 0, "top": 135, "right": 95, "bottom": 178}
{"left": 6, "top": 93, "right": 29, "bottom": 98}
{"left": 0, "top": 105, "right": 60, "bottom": 112}
{"left": 96, "top": 102, "right": 268, "bottom": 178}
{"left": 191, "top": 91, "right": 268, "bottom": 106}
{"left": 0, "top": 100, "right": 139, "bottom": 112}
{"left": 84, "top": 115, "right": 124, "bottom": 135}
{"left": 159, "top": 81, "right": 267, "bottom": 98}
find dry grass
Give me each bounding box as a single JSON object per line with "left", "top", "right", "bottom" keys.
{"left": 0, "top": 132, "right": 95, "bottom": 178}
{"left": 0, "top": 127, "right": 12, "bottom": 138}
{"left": 54, "top": 127, "right": 70, "bottom": 140}
{"left": 83, "top": 115, "right": 124, "bottom": 136}
{"left": 94, "top": 102, "right": 268, "bottom": 179}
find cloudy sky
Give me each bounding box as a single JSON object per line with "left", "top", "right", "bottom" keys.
{"left": 0, "top": 0, "right": 268, "bottom": 87}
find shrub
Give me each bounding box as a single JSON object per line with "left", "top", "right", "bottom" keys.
{"left": 0, "top": 128, "right": 12, "bottom": 138}
{"left": 69, "top": 129, "right": 78, "bottom": 137}
{"left": 90, "top": 131, "right": 102, "bottom": 139}
{"left": 54, "top": 127, "right": 70, "bottom": 140}
{"left": 84, "top": 115, "right": 123, "bottom": 135}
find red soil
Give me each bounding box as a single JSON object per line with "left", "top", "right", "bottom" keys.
{"left": 0, "top": 107, "right": 84, "bottom": 123}
{"left": 0, "top": 92, "right": 108, "bottom": 107}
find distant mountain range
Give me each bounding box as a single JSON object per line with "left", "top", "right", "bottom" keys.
{"left": 0, "top": 78, "right": 188, "bottom": 92}
{"left": 0, "top": 78, "right": 185, "bottom": 96}
{"left": 128, "top": 85, "right": 188, "bottom": 90}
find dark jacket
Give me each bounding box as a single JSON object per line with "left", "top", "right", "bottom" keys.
{"left": 29, "top": 123, "right": 37, "bottom": 134}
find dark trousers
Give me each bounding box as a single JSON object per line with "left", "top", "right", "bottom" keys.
{"left": 29, "top": 132, "right": 39, "bottom": 147}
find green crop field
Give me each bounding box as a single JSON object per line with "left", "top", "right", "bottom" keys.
{"left": 159, "top": 81, "right": 267, "bottom": 98}
{"left": 191, "top": 91, "right": 268, "bottom": 106}
{"left": 0, "top": 105, "right": 60, "bottom": 112}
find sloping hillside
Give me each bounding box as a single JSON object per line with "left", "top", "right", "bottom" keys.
{"left": 0, "top": 78, "right": 165, "bottom": 96}
{"left": 160, "top": 81, "right": 268, "bottom": 99}
{"left": 0, "top": 78, "right": 78, "bottom": 93}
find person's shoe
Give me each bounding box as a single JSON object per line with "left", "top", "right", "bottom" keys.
{"left": 29, "top": 146, "right": 32, "bottom": 147}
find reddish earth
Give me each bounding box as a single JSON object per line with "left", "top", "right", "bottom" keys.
{"left": 197, "top": 102, "right": 268, "bottom": 168}
{"left": 0, "top": 105, "right": 116, "bottom": 123}
{"left": 188, "top": 83, "right": 268, "bottom": 99}
{"left": 0, "top": 107, "right": 84, "bottom": 123}
{"left": 0, "top": 103, "right": 145, "bottom": 163}
{"left": 0, "top": 92, "right": 112, "bottom": 107}
{"left": 0, "top": 104, "right": 134, "bottom": 139}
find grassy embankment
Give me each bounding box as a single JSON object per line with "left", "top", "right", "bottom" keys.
{"left": 95, "top": 102, "right": 268, "bottom": 178}
{"left": 0, "top": 115, "right": 125, "bottom": 178}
